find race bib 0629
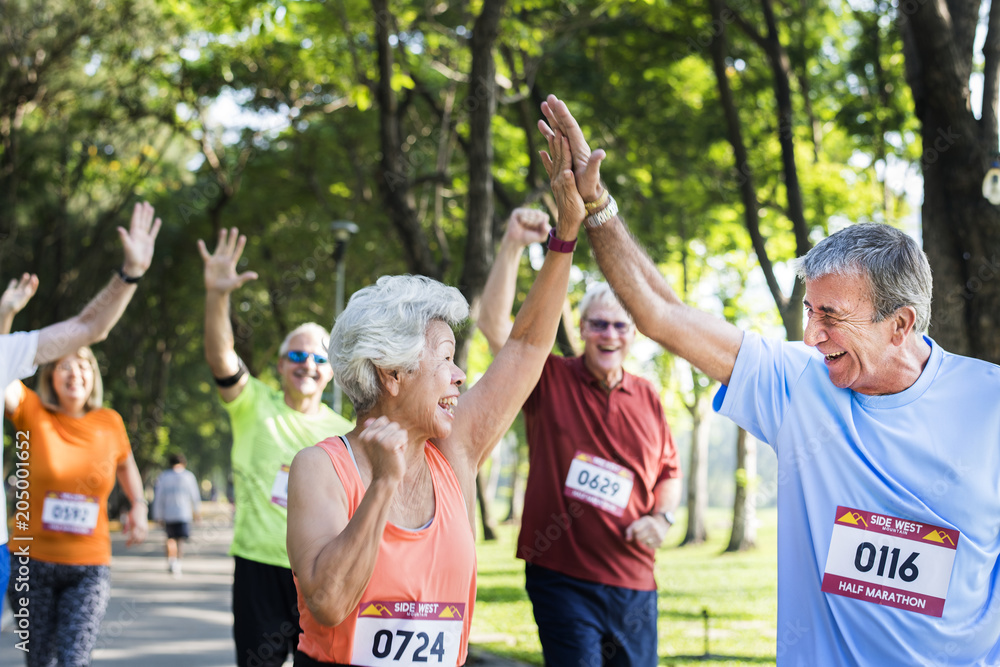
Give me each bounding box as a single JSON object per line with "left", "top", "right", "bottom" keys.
{"left": 821, "top": 505, "right": 959, "bottom": 617}
{"left": 563, "top": 451, "right": 635, "bottom": 517}
{"left": 352, "top": 600, "right": 465, "bottom": 666}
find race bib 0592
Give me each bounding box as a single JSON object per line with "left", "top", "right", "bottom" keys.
{"left": 41, "top": 492, "right": 100, "bottom": 535}
{"left": 821, "top": 505, "right": 959, "bottom": 617}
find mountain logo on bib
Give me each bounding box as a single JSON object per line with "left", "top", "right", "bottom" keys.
{"left": 923, "top": 530, "right": 956, "bottom": 546}
{"left": 836, "top": 510, "right": 868, "bottom": 528}
{"left": 438, "top": 605, "right": 463, "bottom": 619}
{"left": 360, "top": 603, "right": 391, "bottom": 617}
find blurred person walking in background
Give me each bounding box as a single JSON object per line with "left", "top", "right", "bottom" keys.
{"left": 152, "top": 452, "right": 202, "bottom": 577}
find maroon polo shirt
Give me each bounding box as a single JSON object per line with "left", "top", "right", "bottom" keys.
{"left": 516, "top": 354, "right": 681, "bottom": 591}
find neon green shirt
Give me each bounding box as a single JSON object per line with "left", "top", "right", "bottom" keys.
{"left": 224, "top": 376, "right": 353, "bottom": 568}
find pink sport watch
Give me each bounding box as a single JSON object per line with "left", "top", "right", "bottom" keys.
{"left": 547, "top": 229, "right": 577, "bottom": 253}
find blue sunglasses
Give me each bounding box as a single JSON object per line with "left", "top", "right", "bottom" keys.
{"left": 285, "top": 350, "right": 329, "bottom": 365}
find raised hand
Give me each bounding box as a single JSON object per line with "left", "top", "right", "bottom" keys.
{"left": 359, "top": 416, "right": 409, "bottom": 484}
{"left": 119, "top": 201, "right": 162, "bottom": 277}
{"left": 540, "top": 126, "right": 586, "bottom": 240}
{"left": 197, "top": 227, "right": 259, "bottom": 295}
{"left": 538, "top": 94, "right": 606, "bottom": 202}
{"left": 0, "top": 273, "right": 38, "bottom": 318}
{"left": 504, "top": 208, "right": 551, "bottom": 248}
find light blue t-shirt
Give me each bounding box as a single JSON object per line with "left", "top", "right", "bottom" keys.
{"left": 715, "top": 332, "right": 1000, "bottom": 666}
{"left": 1, "top": 331, "right": 39, "bottom": 546}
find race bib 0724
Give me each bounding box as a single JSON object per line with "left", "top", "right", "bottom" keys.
{"left": 821, "top": 505, "right": 959, "bottom": 617}
{"left": 352, "top": 600, "right": 465, "bottom": 666}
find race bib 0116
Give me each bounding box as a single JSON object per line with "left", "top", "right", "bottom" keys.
{"left": 41, "top": 492, "right": 100, "bottom": 535}
{"left": 352, "top": 600, "right": 465, "bottom": 666}
{"left": 563, "top": 451, "right": 635, "bottom": 517}
{"left": 821, "top": 505, "right": 959, "bottom": 617}
{"left": 270, "top": 464, "right": 290, "bottom": 508}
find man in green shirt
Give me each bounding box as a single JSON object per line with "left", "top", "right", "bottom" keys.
{"left": 198, "top": 228, "right": 353, "bottom": 667}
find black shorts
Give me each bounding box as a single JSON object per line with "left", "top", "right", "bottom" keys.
{"left": 164, "top": 522, "right": 191, "bottom": 539}
{"left": 233, "top": 556, "right": 300, "bottom": 667}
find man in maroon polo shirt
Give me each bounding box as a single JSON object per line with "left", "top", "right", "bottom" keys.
{"left": 478, "top": 208, "right": 683, "bottom": 667}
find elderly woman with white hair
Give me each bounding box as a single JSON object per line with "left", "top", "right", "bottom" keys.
{"left": 286, "top": 126, "right": 593, "bottom": 667}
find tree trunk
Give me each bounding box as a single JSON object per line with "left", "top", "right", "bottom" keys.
{"left": 370, "top": 0, "right": 439, "bottom": 279}
{"left": 708, "top": 0, "right": 806, "bottom": 342}
{"left": 681, "top": 388, "right": 711, "bottom": 546}
{"left": 900, "top": 0, "right": 1000, "bottom": 364}
{"left": 476, "top": 472, "right": 497, "bottom": 541}
{"left": 461, "top": 0, "right": 507, "bottom": 540}
{"left": 726, "top": 428, "right": 758, "bottom": 552}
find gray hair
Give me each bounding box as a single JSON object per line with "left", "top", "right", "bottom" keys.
{"left": 796, "top": 223, "right": 932, "bottom": 333}
{"left": 578, "top": 282, "right": 632, "bottom": 323}
{"left": 278, "top": 322, "right": 330, "bottom": 358}
{"left": 329, "top": 275, "right": 469, "bottom": 415}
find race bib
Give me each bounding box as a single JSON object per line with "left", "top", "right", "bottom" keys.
{"left": 821, "top": 505, "right": 960, "bottom": 617}
{"left": 352, "top": 600, "right": 465, "bottom": 666}
{"left": 564, "top": 452, "right": 635, "bottom": 517}
{"left": 270, "top": 464, "right": 290, "bottom": 508}
{"left": 41, "top": 492, "right": 100, "bottom": 535}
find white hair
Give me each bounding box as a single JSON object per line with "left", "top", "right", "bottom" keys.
{"left": 578, "top": 282, "right": 632, "bottom": 323}
{"left": 278, "top": 322, "right": 331, "bottom": 357}
{"left": 329, "top": 275, "right": 469, "bottom": 415}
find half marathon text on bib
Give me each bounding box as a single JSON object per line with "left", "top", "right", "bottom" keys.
{"left": 270, "top": 464, "right": 290, "bottom": 508}
{"left": 821, "top": 505, "right": 959, "bottom": 617}
{"left": 352, "top": 600, "right": 465, "bottom": 666}
{"left": 42, "top": 492, "right": 100, "bottom": 535}
{"left": 563, "top": 451, "right": 634, "bottom": 517}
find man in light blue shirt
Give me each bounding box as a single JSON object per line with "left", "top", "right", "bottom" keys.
{"left": 538, "top": 94, "right": 1000, "bottom": 665}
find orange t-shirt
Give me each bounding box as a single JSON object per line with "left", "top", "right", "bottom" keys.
{"left": 296, "top": 437, "right": 477, "bottom": 667}
{"left": 8, "top": 383, "right": 131, "bottom": 565}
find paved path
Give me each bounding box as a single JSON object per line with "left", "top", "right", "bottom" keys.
{"left": 1, "top": 503, "right": 529, "bottom": 666}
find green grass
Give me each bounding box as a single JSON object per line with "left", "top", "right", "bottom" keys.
{"left": 471, "top": 507, "right": 778, "bottom": 666}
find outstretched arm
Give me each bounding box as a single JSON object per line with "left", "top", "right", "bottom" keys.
{"left": 445, "top": 128, "right": 588, "bottom": 474}
{"left": 35, "top": 202, "right": 161, "bottom": 365}
{"left": 197, "top": 228, "right": 259, "bottom": 403}
{"left": 477, "top": 208, "right": 551, "bottom": 355}
{"left": 540, "top": 95, "right": 743, "bottom": 384}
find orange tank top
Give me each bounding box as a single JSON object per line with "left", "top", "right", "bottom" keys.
{"left": 296, "top": 437, "right": 477, "bottom": 667}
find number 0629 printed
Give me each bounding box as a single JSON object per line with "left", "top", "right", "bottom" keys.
{"left": 563, "top": 452, "right": 634, "bottom": 517}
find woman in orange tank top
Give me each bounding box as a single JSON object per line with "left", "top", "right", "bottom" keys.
{"left": 286, "top": 123, "right": 593, "bottom": 667}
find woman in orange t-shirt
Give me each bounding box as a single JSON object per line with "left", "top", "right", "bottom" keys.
{"left": 286, "top": 122, "right": 587, "bottom": 667}
{"left": 4, "top": 347, "right": 148, "bottom": 667}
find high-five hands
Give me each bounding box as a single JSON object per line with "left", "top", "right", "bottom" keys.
{"left": 538, "top": 94, "right": 606, "bottom": 203}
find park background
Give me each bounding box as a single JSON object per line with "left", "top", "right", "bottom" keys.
{"left": 2, "top": 0, "right": 998, "bottom": 664}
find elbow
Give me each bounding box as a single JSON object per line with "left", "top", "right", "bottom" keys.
{"left": 304, "top": 587, "right": 352, "bottom": 628}
{"left": 89, "top": 326, "right": 111, "bottom": 345}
